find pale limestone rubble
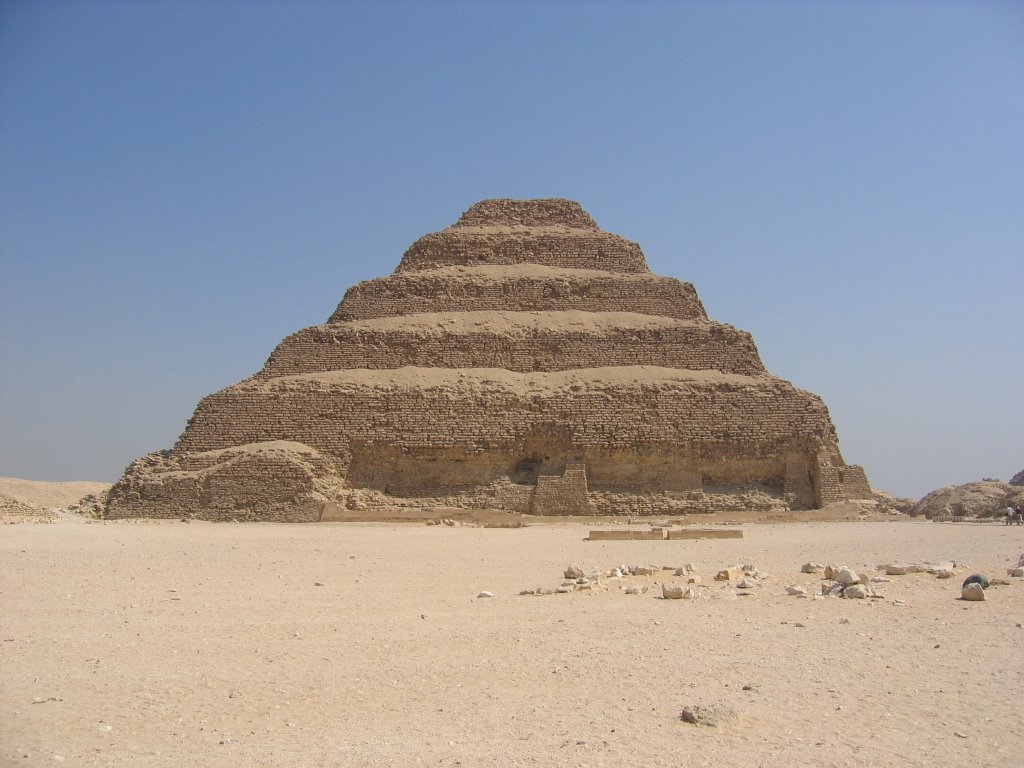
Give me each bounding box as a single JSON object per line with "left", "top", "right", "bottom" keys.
{"left": 106, "top": 198, "right": 870, "bottom": 521}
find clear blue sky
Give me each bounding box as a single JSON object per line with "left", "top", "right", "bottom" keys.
{"left": 1, "top": 0, "right": 1021, "bottom": 499}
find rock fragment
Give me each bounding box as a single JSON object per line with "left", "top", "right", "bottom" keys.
{"left": 834, "top": 567, "right": 860, "bottom": 585}
{"left": 961, "top": 583, "right": 986, "bottom": 601}
{"left": 962, "top": 573, "right": 990, "bottom": 590}
{"left": 715, "top": 566, "right": 741, "bottom": 581}
{"left": 662, "top": 583, "right": 684, "bottom": 600}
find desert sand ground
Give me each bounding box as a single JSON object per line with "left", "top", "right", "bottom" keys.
{"left": 1, "top": 517, "right": 1022, "bottom": 768}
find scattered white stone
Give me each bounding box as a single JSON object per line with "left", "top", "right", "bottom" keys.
{"left": 662, "top": 583, "right": 684, "bottom": 599}
{"left": 871, "top": 576, "right": 891, "bottom": 583}
{"left": 823, "top": 565, "right": 837, "bottom": 580}
{"left": 834, "top": 567, "right": 860, "bottom": 585}
{"left": 633, "top": 566, "right": 656, "bottom": 576}
{"left": 801, "top": 563, "right": 824, "bottom": 574}
{"left": 1010, "top": 567, "right": 1024, "bottom": 578}
{"left": 476, "top": 591, "right": 494, "bottom": 599}
{"left": 607, "top": 568, "right": 623, "bottom": 578}
{"left": 961, "top": 583, "right": 986, "bottom": 601}
{"left": 933, "top": 569, "right": 954, "bottom": 579}
{"left": 715, "top": 566, "right": 741, "bottom": 581}
{"left": 623, "top": 585, "right": 647, "bottom": 595}
{"left": 556, "top": 585, "right": 575, "bottom": 594}
{"left": 786, "top": 585, "right": 808, "bottom": 596}
{"left": 736, "top": 578, "right": 757, "bottom": 590}
{"left": 564, "top": 564, "right": 584, "bottom": 579}
{"left": 844, "top": 584, "right": 868, "bottom": 599}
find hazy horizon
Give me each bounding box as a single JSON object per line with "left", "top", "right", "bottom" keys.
{"left": 1, "top": 1, "right": 1021, "bottom": 499}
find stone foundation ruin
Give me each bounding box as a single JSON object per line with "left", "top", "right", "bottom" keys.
{"left": 106, "top": 199, "right": 871, "bottom": 521}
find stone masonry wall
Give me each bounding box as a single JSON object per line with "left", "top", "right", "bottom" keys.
{"left": 531, "top": 464, "right": 591, "bottom": 515}
{"left": 165, "top": 369, "right": 839, "bottom": 507}
{"left": 330, "top": 268, "right": 707, "bottom": 322}
{"left": 396, "top": 231, "right": 648, "bottom": 273}
{"left": 258, "top": 320, "right": 765, "bottom": 378}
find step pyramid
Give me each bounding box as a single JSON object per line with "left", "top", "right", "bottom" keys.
{"left": 106, "top": 199, "right": 870, "bottom": 521}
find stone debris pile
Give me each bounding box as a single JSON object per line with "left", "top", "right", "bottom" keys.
{"left": 518, "top": 562, "right": 770, "bottom": 599}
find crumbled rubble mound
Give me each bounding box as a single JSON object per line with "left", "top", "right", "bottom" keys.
{"left": 911, "top": 480, "right": 1024, "bottom": 519}
{"left": 107, "top": 198, "right": 871, "bottom": 522}
{"left": 65, "top": 491, "right": 109, "bottom": 519}
{"left": 868, "top": 489, "right": 915, "bottom": 515}
{"left": 0, "top": 495, "right": 59, "bottom": 523}
{"left": 0, "top": 478, "right": 112, "bottom": 523}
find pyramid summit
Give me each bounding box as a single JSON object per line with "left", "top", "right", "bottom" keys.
{"left": 106, "top": 198, "right": 870, "bottom": 521}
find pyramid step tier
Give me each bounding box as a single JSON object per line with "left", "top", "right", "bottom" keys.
{"left": 396, "top": 229, "right": 648, "bottom": 273}
{"left": 178, "top": 366, "right": 832, "bottom": 459}
{"left": 331, "top": 265, "right": 707, "bottom": 322}
{"left": 169, "top": 366, "right": 848, "bottom": 507}
{"left": 259, "top": 312, "right": 765, "bottom": 378}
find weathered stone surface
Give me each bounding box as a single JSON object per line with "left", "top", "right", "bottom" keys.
{"left": 662, "top": 583, "right": 684, "bottom": 599}
{"left": 962, "top": 573, "right": 990, "bottom": 590}
{"left": 834, "top": 567, "right": 860, "bottom": 586}
{"left": 844, "top": 584, "right": 868, "bottom": 599}
{"left": 106, "top": 199, "right": 870, "bottom": 521}
{"left": 961, "top": 583, "right": 986, "bottom": 601}
{"left": 715, "top": 566, "right": 742, "bottom": 582}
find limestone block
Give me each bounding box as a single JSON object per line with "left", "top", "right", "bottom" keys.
{"left": 961, "top": 583, "right": 986, "bottom": 601}
{"left": 662, "top": 583, "right": 684, "bottom": 599}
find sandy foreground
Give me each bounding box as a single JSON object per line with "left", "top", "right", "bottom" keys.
{"left": 1, "top": 518, "right": 1022, "bottom": 768}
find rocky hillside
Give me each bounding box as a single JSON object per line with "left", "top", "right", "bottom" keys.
{"left": 911, "top": 479, "right": 1024, "bottom": 519}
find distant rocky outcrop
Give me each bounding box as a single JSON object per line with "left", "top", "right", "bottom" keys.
{"left": 911, "top": 480, "right": 1024, "bottom": 519}
{"left": 1009, "top": 469, "right": 1024, "bottom": 487}
{"left": 0, "top": 477, "right": 112, "bottom": 522}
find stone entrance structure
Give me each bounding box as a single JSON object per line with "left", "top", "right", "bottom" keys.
{"left": 106, "top": 199, "right": 870, "bottom": 521}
